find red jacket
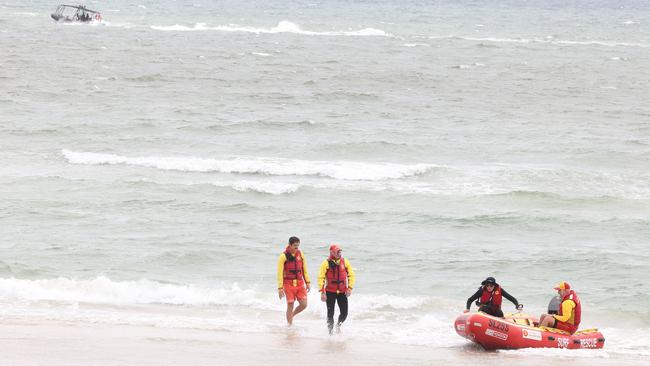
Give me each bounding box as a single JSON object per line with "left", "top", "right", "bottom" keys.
{"left": 479, "top": 285, "right": 503, "bottom": 308}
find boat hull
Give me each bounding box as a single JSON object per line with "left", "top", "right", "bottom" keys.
{"left": 454, "top": 312, "right": 605, "bottom": 350}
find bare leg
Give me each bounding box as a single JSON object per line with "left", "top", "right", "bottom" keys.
{"left": 292, "top": 298, "right": 308, "bottom": 318}
{"left": 286, "top": 302, "right": 295, "bottom": 325}
{"left": 539, "top": 314, "right": 555, "bottom": 328}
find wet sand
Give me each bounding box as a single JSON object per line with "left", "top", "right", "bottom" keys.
{"left": 0, "top": 317, "right": 647, "bottom": 366}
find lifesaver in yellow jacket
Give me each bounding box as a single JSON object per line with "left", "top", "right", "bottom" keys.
{"left": 325, "top": 257, "right": 348, "bottom": 293}
{"left": 283, "top": 247, "right": 305, "bottom": 282}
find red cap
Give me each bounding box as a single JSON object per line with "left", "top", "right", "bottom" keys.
{"left": 554, "top": 281, "right": 571, "bottom": 290}
{"left": 329, "top": 244, "right": 342, "bottom": 252}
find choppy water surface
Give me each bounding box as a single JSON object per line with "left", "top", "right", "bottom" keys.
{"left": 1, "top": 0, "right": 649, "bottom": 360}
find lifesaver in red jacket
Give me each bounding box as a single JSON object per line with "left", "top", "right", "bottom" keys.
{"left": 325, "top": 257, "right": 348, "bottom": 293}
{"left": 283, "top": 248, "right": 305, "bottom": 281}
{"left": 95, "top": 13, "right": 101, "bottom": 21}
{"left": 559, "top": 290, "right": 581, "bottom": 327}
{"left": 479, "top": 285, "right": 503, "bottom": 308}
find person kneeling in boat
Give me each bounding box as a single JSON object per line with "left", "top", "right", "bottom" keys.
{"left": 538, "top": 281, "right": 581, "bottom": 334}
{"left": 464, "top": 277, "right": 522, "bottom": 318}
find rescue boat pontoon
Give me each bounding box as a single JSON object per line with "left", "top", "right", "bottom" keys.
{"left": 454, "top": 312, "right": 604, "bottom": 350}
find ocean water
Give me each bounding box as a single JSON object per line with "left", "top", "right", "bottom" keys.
{"left": 1, "top": 0, "right": 649, "bottom": 361}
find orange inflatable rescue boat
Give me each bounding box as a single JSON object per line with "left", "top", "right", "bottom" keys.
{"left": 454, "top": 312, "right": 605, "bottom": 350}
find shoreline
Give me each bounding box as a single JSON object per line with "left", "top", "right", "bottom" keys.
{"left": 0, "top": 316, "right": 647, "bottom": 365}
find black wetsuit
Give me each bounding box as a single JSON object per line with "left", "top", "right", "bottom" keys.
{"left": 326, "top": 292, "right": 348, "bottom": 333}
{"left": 466, "top": 287, "right": 519, "bottom": 318}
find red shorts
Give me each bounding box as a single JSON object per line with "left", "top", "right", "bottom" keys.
{"left": 554, "top": 319, "right": 577, "bottom": 334}
{"left": 283, "top": 280, "right": 307, "bottom": 303}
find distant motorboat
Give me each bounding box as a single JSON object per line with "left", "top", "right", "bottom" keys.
{"left": 51, "top": 4, "right": 102, "bottom": 23}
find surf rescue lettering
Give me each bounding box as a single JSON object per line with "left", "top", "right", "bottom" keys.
{"left": 488, "top": 319, "right": 509, "bottom": 332}
{"left": 557, "top": 337, "right": 570, "bottom": 348}
{"left": 580, "top": 338, "right": 598, "bottom": 348}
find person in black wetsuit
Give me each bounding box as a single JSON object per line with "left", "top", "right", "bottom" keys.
{"left": 464, "top": 277, "right": 522, "bottom": 318}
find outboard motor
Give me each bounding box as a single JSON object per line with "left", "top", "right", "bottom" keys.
{"left": 547, "top": 295, "right": 561, "bottom": 315}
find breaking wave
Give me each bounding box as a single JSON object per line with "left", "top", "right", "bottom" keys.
{"left": 151, "top": 21, "right": 392, "bottom": 37}
{"left": 0, "top": 276, "right": 434, "bottom": 311}
{"left": 61, "top": 150, "right": 434, "bottom": 181}
{"left": 0, "top": 276, "right": 272, "bottom": 308}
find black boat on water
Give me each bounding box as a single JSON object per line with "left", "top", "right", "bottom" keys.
{"left": 51, "top": 4, "right": 102, "bottom": 23}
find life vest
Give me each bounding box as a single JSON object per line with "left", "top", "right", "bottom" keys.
{"left": 283, "top": 248, "right": 305, "bottom": 282}
{"left": 325, "top": 257, "right": 348, "bottom": 293}
{"left": 559, "top": 290, "right": 581, "bottom": 326}
{"left": 479, "top": 285, "right": 503, "bottom": 308}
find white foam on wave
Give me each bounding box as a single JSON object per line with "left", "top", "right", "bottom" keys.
{"left": 0, "top": 276, "right": 274, "bottom": 309}
{"left": 208, "top": 179, "right": 427, "bottom": 195}
{"left": 151, "top": 20, "right": 393, "bottom": 37}
{"left": 213, "top": 167, "right": 650, "bottom": 199}
{"left": 355, "top": 293, "right": 430, "bottom": 311}
{"left": 206, "top": 179, "right": 416, "bottom": 195}
{"left": 61, "top": 150, "right": 433, "bottom": 181}
{"left": 451, "top": 63, "right": 485, "bottom": 69}
{"left": 403, "top": 43, "right": 430, "bottom": 47}
{"left": 151, "top": 23, "right": 210, "bottom": 31}
{"left": 213, "top": 180, "right": 301, "bottom": 195}
{"left": 598, "top": 327, "right": 650, "bottom": 357}
{"left": 0, "top": 276, "right": 436, "bottom": 312}
{"left": 387, "top": 313, "right": 463, "bottom": 346}
{"left": 61, "top": 150, "right": 650, "bottom": 199}
{"left": 555, "top": 40, "right": 649, "bottom": 48}
{"left": 2, "top": 276, "right": 650, "bottom": 351}
{"left": 0, "top": 276, "right": 462, "bottom": 344}
{"left": 501, "top": 348, "right": 611, "bottom": 358}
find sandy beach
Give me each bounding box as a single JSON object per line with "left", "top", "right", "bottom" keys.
{"left": 0, "top": 316, "right": 647, "bottom": 366}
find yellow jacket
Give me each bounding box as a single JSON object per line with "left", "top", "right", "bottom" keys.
{"left": 277, "top": 251, "right": 311, "bottom": 289}
{"left": 318, "top": 258, "right": 355, "bottom": 293}
{"left": 553, "top": 299, "right": 577, "bottom": 323}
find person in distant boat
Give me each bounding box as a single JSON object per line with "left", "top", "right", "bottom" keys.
{"left": 277, "top": 236, "right": 310, "bottom": 325}
{"left": 464, "top": 277, "right": 522, "bottom": 317}
{"left": 318, "top": 244, "right": 355, "bottom": 335}
{"left": 538, "top": 281, "right": 581, "bottom": 334}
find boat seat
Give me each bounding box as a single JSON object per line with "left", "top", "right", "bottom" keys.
{"left": 504, "top": 313, "right": 536, "bottom": 326}
{"left": 574, "top": 328, "right": 599, "bottom": 334}
{"left": 538, "top": 326, "right": 570, "bottom": 334}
